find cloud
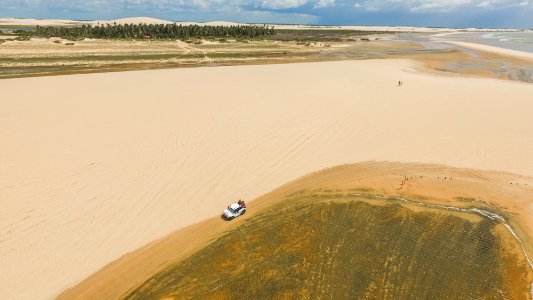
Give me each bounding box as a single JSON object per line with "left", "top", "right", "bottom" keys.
{"left": 476, "top": 0, "right": 530, "bottom": 7}
{"left": 0, "top": 0, "right": 323, "bottom": 23}
{"left": 233, "top": 10, "right": 319, "bottom": 23}
{"left": 0, "top": 0, "right": 336, "bottom": 13}
{"left": 1, "top": 0, "right": 532, "bottom": 27}
{"left": 260, "top": 0, "right": 308, "bottom": 9}
{"left": 314, "top": 0, "right": 335, "bottom": 8}
{"left": 259, "top": 0, "right": 335, "bottom": 9}
{"left": 354, "top": 0, "right": 532, "bottom": 12}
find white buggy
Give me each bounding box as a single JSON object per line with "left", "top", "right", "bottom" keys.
{"left": 223, "top": 202, "right": 247, "bottom": 220}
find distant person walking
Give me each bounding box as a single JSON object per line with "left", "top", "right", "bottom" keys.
{"left": 398, "top": 80, "right": 403, "bottom": 87}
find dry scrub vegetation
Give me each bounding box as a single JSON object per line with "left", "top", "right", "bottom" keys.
{"left": 126, "top": 194, "right": 532, "bottom": 299}
{"left": 0, "top": 31, "right": 418, "bottom": 78}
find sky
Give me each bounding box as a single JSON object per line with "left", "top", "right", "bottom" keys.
{"left": 1, "top": 0, "right": 533, "bottom": 28}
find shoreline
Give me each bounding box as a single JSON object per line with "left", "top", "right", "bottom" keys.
{"left": 442, "top": 40, "right": 533, "bottom": 62}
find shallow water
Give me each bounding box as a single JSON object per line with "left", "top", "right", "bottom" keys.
{"left": 399, "top": 31, "right": 533, "bottom": 83}
{"left": 437, "top": 31, "right": 533, "bottom": 54}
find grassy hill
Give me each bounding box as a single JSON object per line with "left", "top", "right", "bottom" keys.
{"left": 126, "top": 193, "right": 530, "bottom": 299}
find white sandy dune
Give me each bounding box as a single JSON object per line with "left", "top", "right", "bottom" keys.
{"left": 0, "top": 17, "right": 171, "bottom": 26}
{"left": 0, "top": 17, "right": 243, "bottom": 27}
{"left": 1, "top": 60, "right": 533, "bottom": 299}
{"left": 0, "top": 17, "right": 83, "bottom": 27}
{"left": 94, "top": 17, "right": 174, "bottom": 25}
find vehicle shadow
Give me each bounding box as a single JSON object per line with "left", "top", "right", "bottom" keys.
{"left": 220, "top": 214, "right": 232, "bottom": 222}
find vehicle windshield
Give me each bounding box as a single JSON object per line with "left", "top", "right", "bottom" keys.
{"left": 227, "top": 206, "right": 236, "bottom": 213}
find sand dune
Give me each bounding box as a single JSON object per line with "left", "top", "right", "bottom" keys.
{"left": 0, "top": 17, "right": 246, "bottom": 27}
{"left": 0, "top": 17, "right": 84, "bottom": 26}
{"left": 60, "top": 162, "right": 533, "bottom": 299}
{"left": 2, "top": 59, "right": 533, "bottom": 299}
{"left": 93, "top": 17, "right": 174, "bottom": 25}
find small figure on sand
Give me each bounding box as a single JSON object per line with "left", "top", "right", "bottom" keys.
{"left": 398, "top": 80, "right": 403, "bottom": 87}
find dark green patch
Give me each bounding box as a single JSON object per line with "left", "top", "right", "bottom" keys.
{"left": 126, "top": 197, "right": 529, "bottom": 300}
{"left": 0, "top": 50, "right": 317, "bottom": 79}
{"left": 456, "top": 197, "right": 478, "bottom": 202}
{"left": 0, "top": 53, "right": 207, "bottom": 63}
{"left": 267, "top": 29, "right": 395, "bottom": 42}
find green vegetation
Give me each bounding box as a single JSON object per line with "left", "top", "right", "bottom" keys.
{"left": 0, "top": 25, "right": 36, "bottom": 29}
{"left": 34, "top": 24, "right": 275, "bottom": 40}
{"left": 0, "top": 54, "right": 156, "bottom": 63}
{"left": 268, "top": 29, "right": 393, "bottom": 42}
{"left": 126, "top": 195, "right": 530, "bottom": 299}
{"left": 14, "top": 35, "right": 31, "bottom": 41}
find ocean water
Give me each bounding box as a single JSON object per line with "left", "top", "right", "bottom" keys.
{"left": 441, "top": 31, "right": 533, "bottom": 53}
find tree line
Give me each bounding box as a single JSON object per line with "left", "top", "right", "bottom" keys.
{"left": 34, "top": 23, "right": 275, "bottom": 40}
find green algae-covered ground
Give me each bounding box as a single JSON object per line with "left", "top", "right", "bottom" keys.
{"left": 126, "top": 196, "right": 531, "bottom": 299}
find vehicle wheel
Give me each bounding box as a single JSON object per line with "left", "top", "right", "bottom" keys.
{"left": 241, "top": 210, "right": 246, "bottom": 215}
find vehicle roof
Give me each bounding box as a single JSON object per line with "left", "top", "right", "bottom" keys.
{"left": 229, "top": 203, "right": 241, "bottom": 209}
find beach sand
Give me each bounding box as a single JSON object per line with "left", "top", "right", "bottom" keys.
{"left": 2, "top": 59, "right": 533, "bottom": 299}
